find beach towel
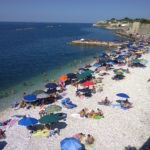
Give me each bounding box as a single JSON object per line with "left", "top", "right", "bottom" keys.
{"left": 7, "top": 119, "right": 18, "bottom": 127}
{"left": 93, "top": 115, "right": 102, "bottom": 120}
{"left": 61, "top": 98, "right": 77, "bottom": 109}
{"left": 71, "top": 114, "right": 83, "bottom": 119}
{"left": 32, "top": 129, "right": 49, "bottom": 137}
{"left": 112, "top": 103, "right": 128, "bottom": 110}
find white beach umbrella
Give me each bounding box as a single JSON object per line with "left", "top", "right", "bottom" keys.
{"left": 37, "top": 93, "right": 49, "bottom": 99}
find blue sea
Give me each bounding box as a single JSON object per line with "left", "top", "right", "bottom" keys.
{"left": 0, "top": 22, "right": 124, "bottom": 111}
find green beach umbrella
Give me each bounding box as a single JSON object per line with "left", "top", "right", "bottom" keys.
{"left": 132, "top": 59, "right": 140, "bottom": 63}
{"left": 33, "top": 90, "right": 45, "bottom": 96}
{"left": 45, "top": 105, "right": 62, "bottom": 114}
{"left": 115, "top": 72, "right": 124, "bottom": 75}
{"left": 99, "top": 58, "right": 106, "bottom": 63}
{"left": 77, "top": 70, "right": 94, "bottom": 80}
{"left": 39, "top": 114, "right": 59, "bottom": 124}
{"left": 140, "top": 59, "right": 148, "bottom": 63}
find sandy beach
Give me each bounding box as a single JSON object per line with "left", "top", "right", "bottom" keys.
{"left": 0, "top": 48, "right": 150, "bottom": 150}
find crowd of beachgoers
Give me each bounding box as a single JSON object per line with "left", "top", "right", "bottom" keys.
{"left": 0, "top": 35, "right": 150, "bottom": 150}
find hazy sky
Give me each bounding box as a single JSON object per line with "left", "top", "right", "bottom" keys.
{"left": 0, "top": 0, "right": 150, "bottom": 23}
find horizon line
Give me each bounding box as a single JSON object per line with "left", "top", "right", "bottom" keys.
{"left": 0, "top": 20, "right": 93, "bottom": 24}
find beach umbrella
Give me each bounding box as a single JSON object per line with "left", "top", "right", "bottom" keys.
{"left": 60, "top": 137, "right": 82, "bottom": 150}
{"left": 135, "top": 51, "right": 142, "bottom": 54}
{"left": 107, "top": 61, "right": 114, "bottom": 65}
{"left": 18, "top": 117, "right": 38, "bottom": 126}
{"left": 78, "top": 68, "right": 89, "bottom": 71}
{"left": 93, "top": 63, "right": 100, "bottom": 67}
{"left": 67, "top": 73, "right": 77, "bottom": 79}
{"left": 82, "top": 81, "right": 95, "bottom": 87}
{"left": 59, "top": 75, "right": 68, "bottom": 82}
{"left": 45, "top": 83, "right": 57, "bottom": 89}
{"left": 89, "top": 66, "right": 97, "bottom": 71}
{"left": 77, "top": 70, "right": 94, "bottom": 80}
{"left": 79, "top": 88, "right": 91, "bottom": 93}
{"left": 46, "top": 88, "right": 57, "bottom": 94}
{"left": 39, "top": 114, "right": 59, "bottom": 124}
{"left": 116, "top": 93, "right": 129, "bottom": 99}
{"left": 99, "top": 58, "right": 106, "bottom": 63}
{"left": 115, "top": 72, "right": 124, "bottom": 75}
{"left": 37, "top": 93, "right": 49, "bottom": 99}
{"left": 132, "top": 59, "right": 140, "bottom": 63}
{"left": 140, "top": 59, "right": 148, "bottom": 64}
{"left": 32, "top": 90, "right": 45, "bottom": 96}
{"left": 45, "top": 105, "right": 62, "bottom": 114}
{"left": 24, "top": 94, "right": 37, "bottom": 102}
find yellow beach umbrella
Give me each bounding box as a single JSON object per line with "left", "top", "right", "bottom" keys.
{"left": 135, "top": 51, "right": 142, "bottom": 54}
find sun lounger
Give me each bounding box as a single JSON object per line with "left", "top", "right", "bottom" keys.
{"left": 61, "top": 98, "right": 77, "bottom": 109}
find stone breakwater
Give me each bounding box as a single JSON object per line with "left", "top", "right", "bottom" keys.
{"left": 70, "top": 40, "right": 122, "bottom": 47}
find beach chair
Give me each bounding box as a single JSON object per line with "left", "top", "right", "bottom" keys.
{"left": 61, "top": 98, "right": 77, "bottom": 109}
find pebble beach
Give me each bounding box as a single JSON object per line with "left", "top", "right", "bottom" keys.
{"left": 1, "top": 37, "right": 150, "bottom": 150}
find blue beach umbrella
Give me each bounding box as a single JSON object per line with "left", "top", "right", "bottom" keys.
{"left": 107, "top": 61, "right": 114, "bottom": 65}
{"left": 45, "top": 83, "right": 57, "bottom": 89}
{"left": 60, "top": 137, "right": 82, "bottom": 150}
{"left": 24, "top": 94, "right": 37, "bottom": 102}
{"left": 116, "top": 93, "right": 129, "bottom": 99}
{"left": 18, "top": 117, "right": 38, "bottom": 126}
{"left": 93, "top": 63, "right": 100, "bottom": 67}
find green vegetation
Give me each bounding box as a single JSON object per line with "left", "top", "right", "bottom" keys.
{"left": 107, "top": 17, "right": 150, "bottom": 24}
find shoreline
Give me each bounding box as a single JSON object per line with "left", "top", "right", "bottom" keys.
{"left": 0, "top": 54, "right": 98, "bottom": 112}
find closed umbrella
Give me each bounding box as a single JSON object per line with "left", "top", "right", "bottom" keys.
{"left": 60, "top": 137, "right": 82, "bottom": 150}
{"left": 39, "top": 114, "right": 59, "bottom": 124}
{"left": 18, "top": 117, "right": 38, "bottom": 126}
{"left": 45, "top": 105, "right": 62, "bottom": 114}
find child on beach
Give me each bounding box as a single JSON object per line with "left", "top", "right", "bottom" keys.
{"left": 86, "top": 134, "right": 95, "bottom": 145}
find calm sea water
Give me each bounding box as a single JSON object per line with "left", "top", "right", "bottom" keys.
{"left": 0, "top": 22, "right": 123, "bottom": 110}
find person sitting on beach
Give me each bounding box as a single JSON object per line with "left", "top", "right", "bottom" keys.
{"left": 105, "top": 64, "right": 109, "bottom": 71}
{"left": 39, "top": 110, "right": 45, "bottom": 117}
{"left": 92, "top": 86, "right": 96, "bottom": 93}
{"left": 123, "top": 99, "right": 131, "bottom": 108}
{"left": 88, "top": 110, "right": 95, "bottom": 118}
{"left": 104, "top": 96, "right": 109, "bottom": 105}
{"left": 96, "top": 108, "right": 104, "bottom": 117}
{"left": 79, "top": 109, "right": 86, "bottom": 117}
{"left": 0, "top": 129, "right": 6, "bottom": 139}
{"left": 19, "top": 100, "right": 26, "bottom": 108}
{"left": 75, "top": 133, "right": 86, "bottom": 142}
{"left": 86, "top": 134, "right": 95, "bottom": 145}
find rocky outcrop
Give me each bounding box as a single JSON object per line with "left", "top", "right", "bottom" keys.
{"left": 128, "top": 22, "right": 150, "bottom": 35}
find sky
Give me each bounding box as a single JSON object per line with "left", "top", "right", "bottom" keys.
{"left": 0, "top": 0, "right": 150, "bottom": 23}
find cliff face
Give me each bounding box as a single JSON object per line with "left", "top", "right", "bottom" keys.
{"left": 128, "top": 22, "right": 150, "bottom": 35}
{"left": 94, "top": 20, "right": 150, "bottom": 36}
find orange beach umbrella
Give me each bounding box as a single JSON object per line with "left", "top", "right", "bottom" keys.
{"left": 59, "top": 75, "right": 68, "bottom": 82}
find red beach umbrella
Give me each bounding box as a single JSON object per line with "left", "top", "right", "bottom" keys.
{"left": 82, "top": 81, "right": 95, "bottom": 87}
